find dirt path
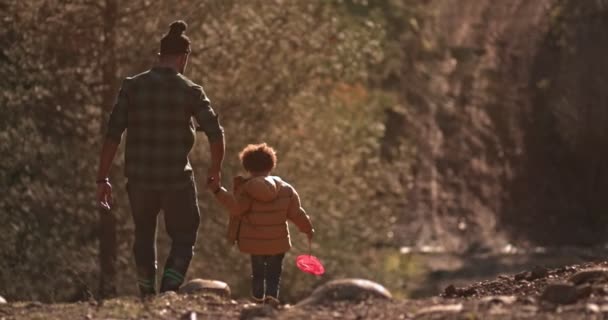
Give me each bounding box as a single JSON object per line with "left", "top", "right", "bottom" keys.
{"left": 2, "top": 261, "right": 607, "bottom": 319}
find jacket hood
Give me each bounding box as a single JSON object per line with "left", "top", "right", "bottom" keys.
{"left": 244, "top": 176, "right": 279, "bottom": 202}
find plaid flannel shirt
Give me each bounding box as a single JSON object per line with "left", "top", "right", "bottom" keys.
{"left": 105, "top": 67, "right": 224, "bottom": 189}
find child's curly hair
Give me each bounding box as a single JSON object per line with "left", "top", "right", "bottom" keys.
{"left": 239, "top": 143, "right": 277, "bottom": 173}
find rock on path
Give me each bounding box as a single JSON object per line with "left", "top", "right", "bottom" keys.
{"left": 296, "top": 279, "right": 392, "bottom": 307}
{"left": 179, "top": 279, "right": 231, "bottom": 298}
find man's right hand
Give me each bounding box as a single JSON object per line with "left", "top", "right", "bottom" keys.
{"left": 96, "top": 181, "right": 113, "bottom": 210}
{"left": 207, "top": 176, "right": 221, "bottom": 193}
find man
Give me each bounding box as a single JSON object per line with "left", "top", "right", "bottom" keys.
{"left": 95, "top": 20, "right": 224, "bottom": 296}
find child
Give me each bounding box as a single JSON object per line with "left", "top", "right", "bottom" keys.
{"left": 207, "top": 143, "right": 314, "bottom": 306}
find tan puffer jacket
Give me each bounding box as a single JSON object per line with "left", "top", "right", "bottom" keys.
{"left": 214, "top": 176, "right": 313, "bottom": 255}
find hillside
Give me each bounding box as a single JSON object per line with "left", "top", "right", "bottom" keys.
{"left": 394, "top": 0, "right": 608, "bottom": 250}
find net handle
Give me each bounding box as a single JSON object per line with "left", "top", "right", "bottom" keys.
{"left": 308, "top": 237, "right": 312, "bottom": 257}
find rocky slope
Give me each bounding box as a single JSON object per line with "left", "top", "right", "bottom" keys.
{"left": 394, "top": 0, "right": 608, "bottom": 250}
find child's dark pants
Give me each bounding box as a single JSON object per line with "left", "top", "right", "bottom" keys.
{"left": 250, "top": 254, "right": 285, "bottom": 299}
{"left": 126, "top": 180, "right": 200, "bottom": 296}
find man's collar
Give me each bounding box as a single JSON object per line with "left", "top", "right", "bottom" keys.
{"left": 152, "top": 66, "right": 178, "bottom": 74}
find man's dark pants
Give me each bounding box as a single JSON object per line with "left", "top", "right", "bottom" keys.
{"left": 250, "top": 254, "right": 285, "bottom": 300}
{"left": 126, "top": 179, "right": 200, "bottom": 296}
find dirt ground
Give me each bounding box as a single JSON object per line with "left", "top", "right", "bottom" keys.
{"left": 2, "top": 261, "right": 608, "bottom": 319}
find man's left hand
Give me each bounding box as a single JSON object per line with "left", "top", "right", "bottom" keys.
{"left": 96, "top": 180, "right": 113, "bottom": 210}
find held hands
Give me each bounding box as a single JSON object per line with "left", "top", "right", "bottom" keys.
{"left": 207, "top": 175, "right": 248, "bottom": 194}
{"left": 207, "top": 167, "right": 221, "bottom": 186}
{"left": 207, "top": 176, "right": 221, "bottom": 193}
{"left": 96, "top": 180, "right": 113, "bottom": 210}
{"left": 207, "top": 167, "right": 222, "bottom": 193}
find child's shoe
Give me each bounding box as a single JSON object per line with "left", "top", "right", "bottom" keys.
{"left": 264, "top": 296, "right": 280, "bottom": 308}
{"left": 250, "top": 295, "right": 265, "bottom": 304}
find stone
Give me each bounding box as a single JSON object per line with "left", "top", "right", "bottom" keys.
{"left": 239, "top": 305, "right": 276, "bottom": 320}
{"left": 26, "top": 301, "right": 43, "bottom": 308}
{"left": 179, "top": 279, "right": 231, "bottom": 298}
{"left": 517, "top": 296, "right": 537, "bottom": 305}
{"left": 0, "top": 296, "right": 6, "bottom": 304}
{"left": 480, "top": 296, "right": 515, "bottom": 315}
{"left": 515, "top": 266, "right": 549, "bottom": 282}
{"left": 461, "top": 287, "right": 477, "bottom": 297}
{"left": 529, "top": 266, "right": 549, "bottom": 281}
{"left": 180, "top": 311, "right": 197, "bottom": 320}
{"left": 586, "top": 303, "right": 600, "bottom": 313}
{"left": 415, "top": 304, "right": 463, "bottom": 316}
{"left": 514, "top": 271, "right": 530, "bottom": 281}
{"left": 442, "top": 284, "right": 475, "bottom": 298}
{"left": 443, "top": 285, "right": 457, "bottom": 297}
{"left": 296, "top": 279, "right": 392, "bottom": 306}
{"left": 540, "top": 283, "right": 578, "bottom": 304}
{"left": 480, "top": 295, "right": 517, "bottom": 306}
{"left": 159, "top": 291, "right": 178, "bottom": 299}
{"left": 576, "top": 284, "right": 593, "bottom": 300}
{"left": 519, "top": 305, "right": 539, "bottom": 315}
{"left": 568, "top": 269, "right": 608, "bottom": 285}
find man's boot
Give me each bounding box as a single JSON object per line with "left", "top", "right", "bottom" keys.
{"left": 135, "top": 265, "right": 157, "bottom": 297}
{"left": 160, "top": 251, "right": 190, "bottom": 292}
